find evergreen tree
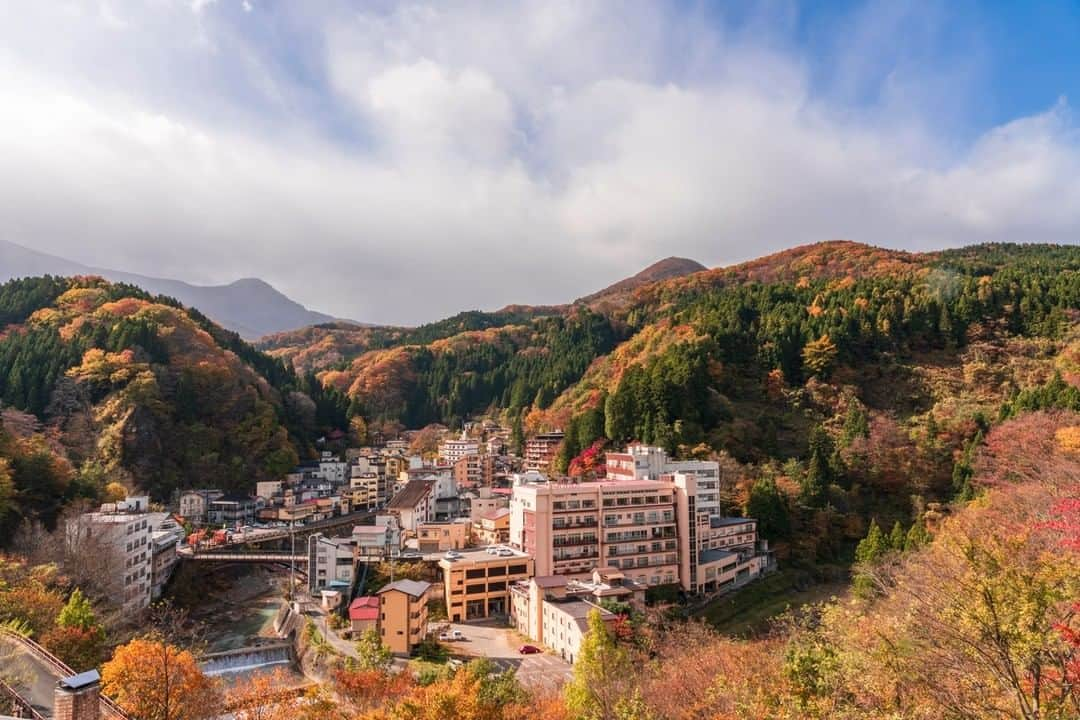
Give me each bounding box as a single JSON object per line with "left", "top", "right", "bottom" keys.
{"left": 840, "top": 399, "right": 870, "bottom": 446}
{"left": 904, "top": 521, "right": 931, "bottom": 552}
{"left": 855, "top": 519, "right": 886, "bottom": 565}
{"left": 888, "top": 521, "right": 905, "bottom": 552}
{"left": 746, "top": 476, "right": 791, "bottom": 539}
{"left": 57, "top": 588, "right": 98, "bottom": 632}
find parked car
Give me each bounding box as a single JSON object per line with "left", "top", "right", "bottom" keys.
{"left": 438, "top": 631, "right": 453, "bottom": 641}
{"left": 444, "top": 550, "right": 462, "bottom": 560}
{"left": 485, "top": 546, "right": 500, "bottom": 554}
{"left": 496, "top": 548, "right": 514, "bottom": 557}
{"left": 518, "top": 644, "right": 541, "bottom": 655}
{"left": 450, "top": 630, "right": 464, "bottom": 641}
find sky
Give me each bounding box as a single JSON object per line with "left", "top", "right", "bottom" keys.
{"left": 2, "top": 1, "right": 1080, "bottom": 325}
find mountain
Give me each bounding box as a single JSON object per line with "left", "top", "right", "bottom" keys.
{"left": 0, "top": 240, "right": 344, "bottom": 339}
{"left": 576, "top": 255, "right": 707, "bottom": 309}
{"left": 0, "top": 276, "right": 349, "bottom": 538}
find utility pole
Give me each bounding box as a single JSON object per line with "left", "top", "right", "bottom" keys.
{"left": 289, "top": 519, "right": 296, "bottom": 602}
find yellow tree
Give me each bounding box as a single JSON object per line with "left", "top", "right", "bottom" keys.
{"left": 101, "top": 637, "right": 221, "bottom": 720}
{"left": 564, "top": 610, "right": 634, "bottom": 720}
{"left": 801, "top": 334, "right": 838, "bottom": 377}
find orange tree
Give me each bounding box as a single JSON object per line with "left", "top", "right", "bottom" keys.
{"left": 101, "top": 636, "right": 221, "bottom": 720}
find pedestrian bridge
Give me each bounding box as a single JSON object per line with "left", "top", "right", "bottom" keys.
{"left": 180, "top": 550, "right": 308, "bottom": 563}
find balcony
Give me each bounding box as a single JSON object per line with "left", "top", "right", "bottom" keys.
{"left": 553, "top": 537, "right": 598, "bottom": 547}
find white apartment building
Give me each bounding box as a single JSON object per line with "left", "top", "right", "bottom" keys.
{"left": 69, "top": 496, "right": 159, "bottom": 612}
{"left": 308, "top": 532, "right": 356, "bottom": 594}
{"left": 438, "top": 432, "right": 480, "bottom": 465}
{"left": 605, "top": 444, "right": 722, "bottom": 517}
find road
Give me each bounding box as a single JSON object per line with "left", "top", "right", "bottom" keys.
{"left": 441, "top": 622, "right": 573, "bottom": 688}
{"left": 0, "top": 636, "right": 59, "bottom": 717}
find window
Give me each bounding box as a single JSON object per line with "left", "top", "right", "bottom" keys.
{"left": 509, "top": 564, "right": 527, "bottom": 575}
{"left": 466, "top": 568, "right": 485, "bottom": 579}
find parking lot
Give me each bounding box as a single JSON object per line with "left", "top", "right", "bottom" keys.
{"left": 441, "top": 622, "right": 573, "bottom": 688}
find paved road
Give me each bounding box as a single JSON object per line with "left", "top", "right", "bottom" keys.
{"left": 442, "top": 622, "right": 573, "bottom": 688}
{"left": 0, "top": 636, "right": 58, "bottom": 717}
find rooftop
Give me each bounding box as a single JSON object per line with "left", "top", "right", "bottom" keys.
{"left": 710, "top": 516, "right": 756, "bottom": 528}
{"left": 438, "top": 547, "right": 531, "bottom": 565}
{"left": 377, "top": 579, "right": 431, "bottom": 598}
{"left": 387, "top": 479, "right": 436, "bottom": 510}
{"left": 348, "top": 596, "right": 379, "bottom": 621}
{"left": 699, "top": 548, "right": 739, "bottom": 565}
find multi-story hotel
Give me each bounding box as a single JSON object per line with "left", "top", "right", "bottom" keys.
{"left": 523, "top": 431, "right": 565, "bottom": 472}
{"left": 510, "top": 477, "right": 680, "bottom": 587}
{"left": 605, "top": 443, "right": 723, "bottom": 517}
{"left": 510, "top": 472, "right": 772, "bottom": 594}
{"left": 438, "top": 433, "right": 480, "bottom": 465}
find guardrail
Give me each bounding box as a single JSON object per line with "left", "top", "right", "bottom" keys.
{"left": 0, "top": 676, "right": 46, "bottom": 720}
{"left": 0, "top": 629, "right": 129, "bottom": 720}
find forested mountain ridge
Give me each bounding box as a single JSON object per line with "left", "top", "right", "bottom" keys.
{"left": 0, "top": 276, "right": 347, "bottom": 539}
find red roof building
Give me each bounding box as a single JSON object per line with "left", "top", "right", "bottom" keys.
{"left": 349, "top": 596, "right": 380, "bottom": 632}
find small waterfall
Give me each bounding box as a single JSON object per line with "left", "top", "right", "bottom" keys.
{"left": 200, "top": 644, "right": 292, "bottom": 677}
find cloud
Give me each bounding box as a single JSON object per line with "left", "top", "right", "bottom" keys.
{"left": 0, "top": 1, "right": 1078, "bottom": 325}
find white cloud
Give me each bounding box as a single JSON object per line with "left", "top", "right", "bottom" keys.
{"left": 0, "top": 1, "right": 1078, "bottom": 325}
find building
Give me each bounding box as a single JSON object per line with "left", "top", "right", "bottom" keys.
{"left": 68, "top": 496, "right": 159, "bottom": 612}
{"left": 606, "top": 444, "right": 723, "bottom": 517}
{"left": 350, "top": 471, "right": 381, "bottom": 511}
{"left": 472, "top": 508, "right": 511, "bottom": 546}
{"left": 206, "top": 495, "right": 258, "bottom": 527}
{"left": 509, "top": 574, "right": 618, "bottom": 664}
{"left": 467, "top": 486, "right": 509, "bottom": 521}
{"left": 149, "top": 516, "right": 186, "bottom": 600}
{"left": 352, "top": 517, "right": 402, "bottom": 558}
{"left": 454, "top": 453, "right": 495, "bottom": 488}
{"left": 377, "top": 579, "right": 432, "bottom": 656}
{"left": 177, "top": 489, "right": 223, "bottom": 524}
{"left": 386, "top": 479, "right": 436, "bottom": 531}
{"left": 438, "top": 547, "right": 534, "bottom": 622}
{"left": 308, "top": 533, "right": 356, "bottom": 594}
{"left": 349, "top": 596, "right": 380, "bottom": 634}
{"left": 523, "top": 432, "right": 565, "bottom": 472}
{"left": 416, "top": 520, "right": 471, "bottom": 552}
{"left": 510, "top": 478, "right": 680, "bottom": 586}
{"left": 439, "top": 432, "right": 480, "bottom": 465}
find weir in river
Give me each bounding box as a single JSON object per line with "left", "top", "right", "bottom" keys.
{"left": 199, "top": 642, "right": 294, "bottom": 678}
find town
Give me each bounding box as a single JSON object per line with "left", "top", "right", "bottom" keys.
{"left": 19, "top": 422, "right": 774, "bottom": 715}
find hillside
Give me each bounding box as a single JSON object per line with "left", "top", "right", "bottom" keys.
{"left": 0, "top": 276, "right": 347, "bottom": 538}
{"left": 0, "top": 240, "right": 346, "bottom": 339}
{"left": 576, "top": 256, "right": 707, "bottom": 310}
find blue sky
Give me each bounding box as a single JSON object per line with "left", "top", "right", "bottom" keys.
{"left": 0, "top": 1, "right": 1078, "bottom": 324}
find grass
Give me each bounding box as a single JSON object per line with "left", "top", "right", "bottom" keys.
{"left": 696, "top": 568, "right": 848, "bottom": 637}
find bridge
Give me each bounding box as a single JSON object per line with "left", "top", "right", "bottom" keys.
{"left": 194, "top": 510, "right": 377, "bottom": 550}
{"left": 180, "top": 550, "right": 307, "bottom": 563}
{"left": 0, "top": 629, "right": 129, "bottom": 720}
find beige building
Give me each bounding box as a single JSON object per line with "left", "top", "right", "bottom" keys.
{"left": 377, "top": 579, "right": 431, "bottom": 656}
{"left": 523, "top": 432, "right": 564, "bottom": 472}
{"left": 510, "top": 573, "right": 618, "bottom": 664}
{"left": 416, "top": 519, "right": 471, "bottom": 552}
{"left": 472, "top": 508, "right": 511, "bottom": 546}
{"left": 438, "top": 547, "right": 534, "bottom": 622}
{"left": 468, "top": 486, "right": 508, "bottom": 521}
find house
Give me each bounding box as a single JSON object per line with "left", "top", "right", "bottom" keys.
{"left": 438, "top": 547, "right": 534, "bottom": 622}
{"left": 206, "top": 495, "right": 258, "bottom": 527}
{"left": 177, "top": 489, "right": 223, "bottom": 525}
{"left": 467, "top": 486, "right": 509, "bottom": 521}
{"left": 352, "top": 516, "right": 402, "bottom": 558}
{"left": 472, "top": 508, "right": 511, "bottom": 546}
{"left": 386, "top": 479, "right": 436, "bottom": 532}
{"left": 416, "top": 519, "right": 471, "bottom": 552}
{"left": 348, "top": 596, "right": 380, "bottom": 634}
{"left": 377, "top": 579, "right": 432, "bottom": 656}
{"left": 307, "top": 533, "right": 356, "bottom": 594}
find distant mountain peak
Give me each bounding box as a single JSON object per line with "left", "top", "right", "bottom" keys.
{"left": 577, "top": 255, "right": 707, "bottom": 307}
{"left": 0, "top": 239, "right": 350, "bottom": 340}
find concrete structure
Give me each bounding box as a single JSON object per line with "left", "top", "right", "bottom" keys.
{"left": 377, "top": 579, "right": 431, "bottom": 656}
{"left": 606, "top": 444, "right": 723, "bottom": 517}
{"left": 386, "top": 479, "right": 435, "bottom": 531}
{"left": 467, "top": 486, "right": 508, "bottom": 521}
{"left": 509, "top": 574, "right": 617, "bottom": 665}
{"left": 54, "top": 670, "right": 102, "bottom": 720}
{"left": 206, "top": 495, "right": 258, "bottom": 527}
{"left": 348, "top": 596, "right": 379, "bottom": 634}
{"left": 438, "top": 547, "right": 534, "bottom": 622}
{"left": 472, "top": 508, "right": 511, "bottom": 546}
{"left": 149, "top": 516, "right": 185, "bottom": 600}
{"left": 68, "top": 497, "right": 159, "bottom": 612}
{"left": 438, "top": 433, "right": 480, "bottom": 465}
{"left": 352, "top": 517, "right": 402, "bottom": 558}
{"left": 177, "top": 489, "right": 222, "bottom": 524}
{"left": 454, "top": 454, "right": 494, "bottom": 487}
{"left": 307, "top": 533, "right": 356, "bottom": 594}
{"left": 524, "top": 432, "right": 564, "bottom": 472}
{"left": 510, "top": 479, "right": 679, "bottom": 586}
{"left": 416, "top": 519, "right": 471, "bottom": 552}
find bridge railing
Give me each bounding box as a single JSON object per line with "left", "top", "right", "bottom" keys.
{"left": 0, "top": 677, "right": 46, "bottom": 720}
{"left": 0, "top": 629, "right": 130, "bottom": 720}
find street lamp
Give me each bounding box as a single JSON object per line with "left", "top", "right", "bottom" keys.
{"left": 289, "top": 519, "right": 296, "bottom": 602}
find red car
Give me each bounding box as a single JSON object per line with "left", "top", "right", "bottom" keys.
{"left": 518, "top": 644, "right": 541, "bottom": 655}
